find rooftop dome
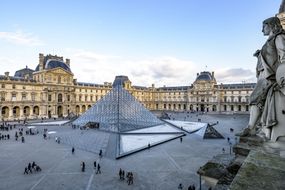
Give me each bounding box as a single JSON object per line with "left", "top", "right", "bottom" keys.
{"left": 35, "top": 57, "right": 71, "bottom": 72}
{"left": 14, "top": 66, "right": 34, "bottom": 79}
{"left": 45, "top": 59, "right": 71, "bottom": 72}
{"left": 195, "top": 71, "right": 214, "bottom": 81}
{"left": 113, "top": 75, "right": 130, "bottom": 87}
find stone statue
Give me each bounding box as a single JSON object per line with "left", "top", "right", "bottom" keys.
{"left": 279, "top": 0, "right": 285, "bottom": 13}
{"left": 238, "top": 17, "right": 285, "bottom": 141}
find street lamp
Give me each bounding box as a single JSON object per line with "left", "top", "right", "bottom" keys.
{"left": 199, "top": 167, "right": 202, "bottom": 190}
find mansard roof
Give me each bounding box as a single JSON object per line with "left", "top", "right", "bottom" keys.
{"left": 35, "top": 55, "right": 71, "bottom": 73}
{"left": 14, "top": 66, "right": 34, "bottom": 79}
{"left": 219, "top": 83, "right": 256, "bottom": 89}
{"left": 195, "top": 71, "right": 214, "bottom": 81}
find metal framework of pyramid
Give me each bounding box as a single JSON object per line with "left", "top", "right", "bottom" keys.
{"left": 73, "top": 86, "right": 164, "bottom": 132}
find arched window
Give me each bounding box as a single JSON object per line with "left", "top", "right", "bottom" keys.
{"left": 58, "top": 94, "right": 62, "bottom": 102}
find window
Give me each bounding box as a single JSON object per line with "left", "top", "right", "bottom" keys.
{"left": 22, "top": 93, "right": 27, "bottom": 101}
{"left": 231, "top": 105, "right": 234, "bottom": 111}
{"left": 164, "top": 104, "right": 166, "bottom": 109}
{"left": 67, "top": 95, "right": 70, "bottom": 101}
{"left": 0, "top": 93, "right": 5, "bottom": 101}
{"left": 58, "top": 94, "right": 62, "bottom": 102}
{"left": 1, "top": 84, "right": 5, "bottom": 88}
{"left": 85, "top": 95, "right": 87, "bottom": 101}
{"left": 48, "top": 94, "right": 52, "bottom": 101}
{"left": 12, "top": 93, "right": 16, "bottom": 101}
{"left": 31, "top": 93, "right": 35, "bottom": 101}
{"left": 90, "top": 96, "right": 93, "bottom": 101}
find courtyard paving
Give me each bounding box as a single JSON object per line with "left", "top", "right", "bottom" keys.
{"left": 0, "top": 113, "right": 249, "bottom": 190}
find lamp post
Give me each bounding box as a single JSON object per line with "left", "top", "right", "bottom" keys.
{"left": 199, "top": 167, "right": 202, "bottom": 190}
{"left": 229, "top": 142, "right": 232, "bottom": 155}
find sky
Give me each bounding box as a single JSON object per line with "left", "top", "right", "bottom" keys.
{"left": 0, "top": 0, "right": 281, "bottom": 87}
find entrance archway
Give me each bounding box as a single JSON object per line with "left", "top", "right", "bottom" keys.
{"left": 1, "top": 106, "right": 9, "bottom": 118}
{"left": 23, "top": 106, "right": 30, "bottom": 117}
{"left": 57, "top": 106, "right": 63, "bottom": 117}
{"left": 33, "top": 106, "right": 39, "bottom": 116}
{"left": 82, "top": 105, "right": 86, "bottom": 112}
{"left": 200, "top": 104, "right": 205, "bottom": 112}
{"left": 13, "top": 106, "right": 20, "bottom": 117}
{"left": 76, "top": 105, "right": 80, "bottom": 115}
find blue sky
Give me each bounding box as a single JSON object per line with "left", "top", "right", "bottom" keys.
{"left": 0, "top": 0, "right": 281, "bottom": 86}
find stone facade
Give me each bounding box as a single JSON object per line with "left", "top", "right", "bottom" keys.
{"left": 0, "top": 54, "right": 254, "bottom": 121}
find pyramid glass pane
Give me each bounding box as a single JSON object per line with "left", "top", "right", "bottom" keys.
{"left": 73, "top": 86, "right": 163, "bottom": 132}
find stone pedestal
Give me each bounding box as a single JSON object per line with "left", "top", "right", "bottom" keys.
{"left": 229, "top": 151, "right": 285, "bottom": 190}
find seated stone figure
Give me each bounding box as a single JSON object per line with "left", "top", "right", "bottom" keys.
{"left": 238, "top": 16, "right": 285, "bottom": 142}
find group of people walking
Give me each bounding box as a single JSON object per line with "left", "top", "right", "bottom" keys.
{"left": 178, "top": 183, "right": 196, "bottom": 190}
{"left": 80, "top": 161, "right": 101, "bottom": 174}
{"left": 24, "top": 162, "right": 41, "bottom": 174}
{"left": 119, "top": 168, "right": 134, "bottom": 185}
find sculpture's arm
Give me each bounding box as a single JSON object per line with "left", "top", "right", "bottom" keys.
{"left": 276, "top": 34, "right": 285, "bottom": 64}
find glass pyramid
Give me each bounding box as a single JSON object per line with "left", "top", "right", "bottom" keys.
{"left": 72, "top": 86, "right": 164, "bottom": 132}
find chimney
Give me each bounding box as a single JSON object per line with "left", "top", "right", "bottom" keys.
{"left": 4, "top": 72, "right": 9, "bottom": 78}
{"left": 73, "top": 79, "right": 77, "bottom": 84}
{"left": 39, "top": 53, "right": 44, "bottom": 71}
{"left": 66, "top": 58, "right": 70, "bottom": 67}
{"left": 197, "top": 73, "right": 199, "bottom": 76}
{"left": 152, "top": 84, "right": 155, "bottom": 88}
{"left": 212, "top": 71, "right": 214, "bottom": 78}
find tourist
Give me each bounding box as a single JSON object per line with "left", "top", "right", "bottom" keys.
{"left": 94, "top": 161, "right": 96, "bottom": 169}
{"left": 32, "top": 161, "right": 36, "bottom": 170}
{"left": 119, "top": 168, "right": 122, "bottom": 180}
{"left": 127, "top": 172, "right": 131, "bottom": 185}
{"left": 222, "top": 148, "right": 225, "bottom": 154}
{"left": 178, "top": 183, "right": 183, "bottom": 189}
{"left": 81, "top": 161, "right": 85, "bottom": 172}
{"left": 28, "top": 163, "right": 32, "bottom": 173}
{"left": 24, "top": 167, "right": 28, "bottom": 174}
{"left": 96, "top": 164, "right": 101, "bottom": 174}
{"left": 122, "top": 170, "right": 125, "bottom": 180}
{"left": 99, "top": 149, "right": 102, "bottom": 158}
{"left": 180, "top": 137, "right": 183, "bottom": 143}
{"left": 35, "top": 165, "right": 42, "bottom": 172}
{"left": 130, "top": 172, "right": 133, "bottom": 184}
{"left": 21, "top": 136, "right": 25, "bottom": 143}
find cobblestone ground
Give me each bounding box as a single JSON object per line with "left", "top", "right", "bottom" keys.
{"left": 0, "top": 113, "right": 249, "bottom": 190}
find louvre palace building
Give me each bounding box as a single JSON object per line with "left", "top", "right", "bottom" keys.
{"left": 0, "top": 53, "right": 255, "bottom": 120}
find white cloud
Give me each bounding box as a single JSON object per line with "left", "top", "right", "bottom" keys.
{"left": 215, "top": 68, "right": 256, "bottom": 83}
{"left": 64, "top": 49, "right": 199, "bottom": 87}
{"left": 65, "top": 49, "right": 257, "bottom": 87}
{"left": 0, "top": 30, "right": 44, "bottom": 46}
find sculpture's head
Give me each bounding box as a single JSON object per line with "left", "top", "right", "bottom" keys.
{"left": 262, "top": 17, "right": 283, "bottom": 36}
